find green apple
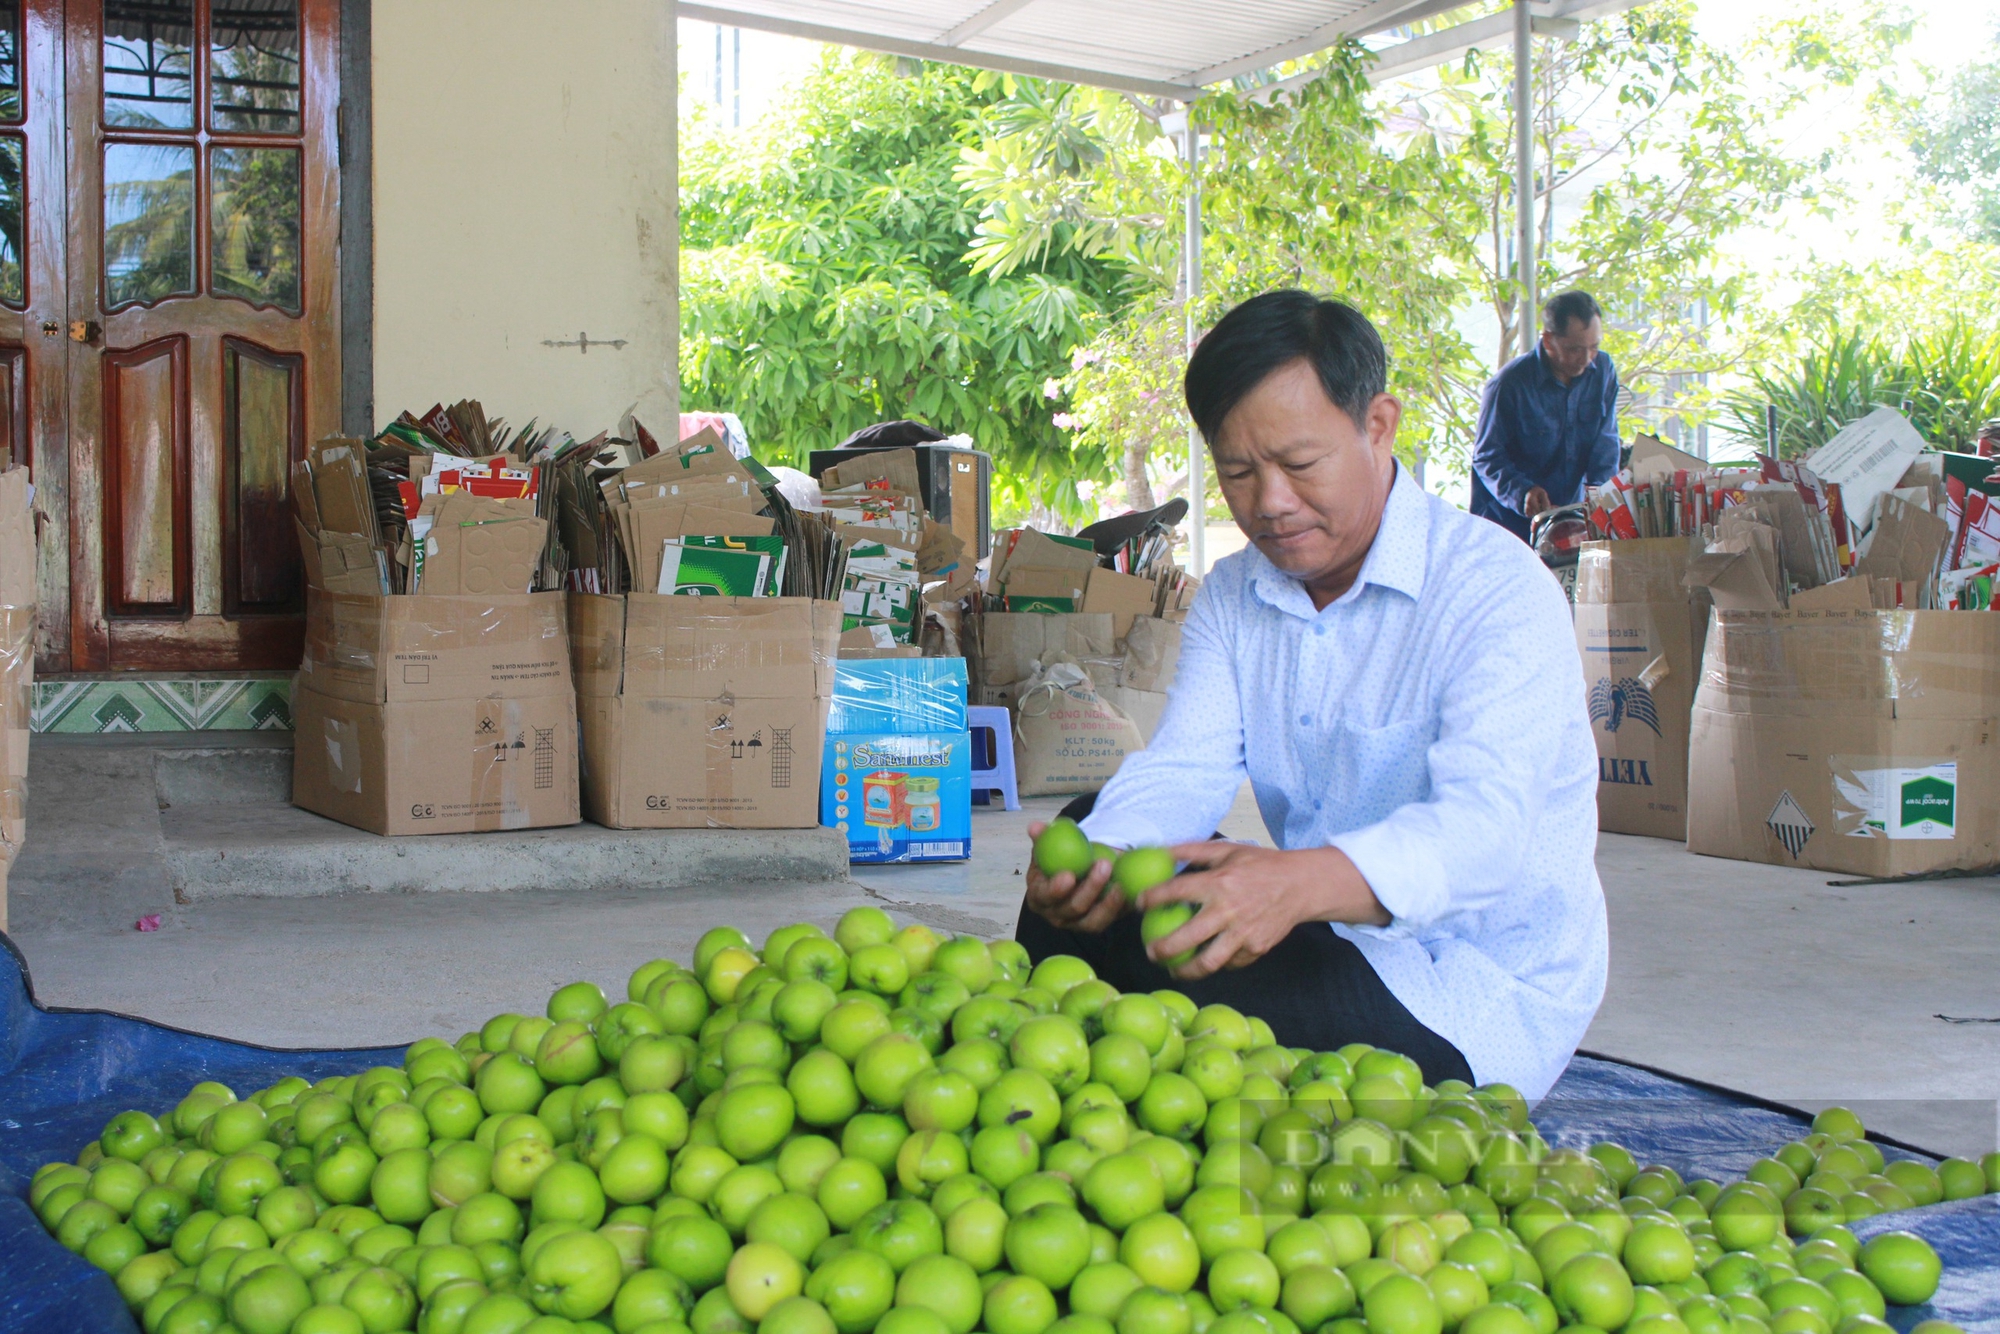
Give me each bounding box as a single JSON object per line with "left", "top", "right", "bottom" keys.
{"left": 339, "top": 1265, "right": 417, "bottom": 1332}
{"left": 101, "top": 1110, "right": 167, "bottom": 1164}
{"left": 787, "top": 1050, "right": 863, "bottom": 1129}
{"left": 1004, "top": 1201, "right": 1092, "bottom": 1289}
{"left": 810, "top": 1246, "right": 897, "bottom": 1334}
{"left": 1011, "top": 1017, "right": 1091, "bottom": 1097}
{"left": 901, "top": 973, "right": 974, "bottom": 1024}
{"left": 1137, "top": 1074, "right": 1207, "bottom": 1140}
{"left": 1027, "top": 956, "right": 1095, "bottom": 998}
{"left": 1118, "top": 1287, "right": 1194, "bottom": 1334}
{"left": 1082, "top": 1152, "right": 1167, "bottom": 1230}
{"left": 648, "top": 974, "right": 714, "bottom": 1037}
{"left": 727, "top": 1240, "right": 805, "bottom": 1320}
{"left": 598, "top": 1131, "right": 670, "bottom": 1205}
{"left": 855, "top": 1034, "right": 935, "bottom": 1110}
{"left": 983, "top": 1274, "right": 1058, "bottom": 1334}
{"left": 837, "top": 907, "right": 898, "bottom": 953}
{"left": 853, "top": 1199, "right": 946, "bottom": 1273}
{"left": 490, "top": 1133, "right": 556, "bottom": 1200}
{"left": 717, "top": 1082, "right": 798, "bottom": 1161}
{"left": 892, "top": 925, "right": 942, "bottom": 977}
{"left": 546, "top": 980, "right": 609, "bottom": 1025}
{"left": 951, "top": 997, "right": 1027, "bottom": 1047}
{"left": 784, "top": 936, "right": 851, "bottom": 992}
{"left": 904, "top": 1070, "right": 980, "bottom": 1133}
{"left": 979, "top": 1070, "right": 1063, "bottom": 1146}
{"left": 1113, "top": 847, "right": 1177, "bottom": 898}
{"left": 649, "top": 1211, "right": 735, "bottom": 1290}
{"left": 1141, "top": 905, "right": 1200, "bottom": 968}
{"left": 706, "top": 947, "right": 762, "bottom": 1004}
{"left": 969, "top": 1124, "right": 1041, "bottom": 1190}
{"left": 820, "top": 1000, "right": 894, "bottom": 1062}
{"left": 746, "top": 1190, "right": 831, "bottom": 1265}
{"left": 770, "top": 979, "right": 839, "bottom": 1045}
{"left": 524, "top": 1226, "right": 622, "bottom": 1319}
{"left": 851, "top": 945, "right": 913, "bottom": 999}
{"left": 1033, "top": 819, "right": 1095, "bottom": 878}
{"left": 944, "top": 1195, "right": 1009, "bottom": 1273}
{"left": 212, "top": 1152, "right": 284, "bottom": 1217}
{"left": 930, "top": 937, "right": 998, "bottom": 995}
{"left": 896, "top": 1253, "right": 985, "bottom": 1334}
{"left": 897, "top": 1130, "right": 972, "bottom": 1197}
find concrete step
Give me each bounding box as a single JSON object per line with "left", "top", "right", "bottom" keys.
{"left": 9, "top": 732, "right": 849, "bottom": 930}
{"left": 162, "top": 803, "right": 851, "bottom": 900}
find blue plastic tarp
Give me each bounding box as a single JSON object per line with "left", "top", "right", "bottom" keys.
{"left": 2, "top": 934, "right": 1994, "bottom": 1334}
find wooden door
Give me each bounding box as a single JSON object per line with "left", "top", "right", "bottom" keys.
{"left": 0, "top": 1, "right": 73, "bottom": 668}
{"left": 65, "top": 0, "right": 338, "bottom": 671}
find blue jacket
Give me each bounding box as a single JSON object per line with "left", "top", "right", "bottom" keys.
{"left": 1469, "top": 342, "right": 1621, "bottom": 541}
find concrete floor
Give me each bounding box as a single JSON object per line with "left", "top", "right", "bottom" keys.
{"left": 6, "top": 740, "right": 1997, "bottom": 1157}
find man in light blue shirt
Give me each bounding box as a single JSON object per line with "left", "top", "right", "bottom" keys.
{"left": 1017, "top": 291, "right": 1606, "bottom": 1099}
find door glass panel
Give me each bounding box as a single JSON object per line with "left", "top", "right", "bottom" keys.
{"left": 0, "top": 134, "right": 20, "bottom": 307}
{"left": 104, "top": 0, "right": 195, "bottom": 129}
{"left": 210, "top": 146, "right": 299, "bottom": 310}
{"left": 0, "top": 1, "right": 21, "bottom": 123}
{"left": 105, "top": 142, "right": 195, "bottom": 307}
{"left": 211, "top": 0, "right": 301, "bottom": 133}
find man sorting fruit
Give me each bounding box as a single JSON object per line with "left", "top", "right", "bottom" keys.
{"left": 1019, "top": 290, "right": 1606, "bottom": 1100}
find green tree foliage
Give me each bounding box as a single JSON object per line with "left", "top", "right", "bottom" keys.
{"left": 678, "top": 51, "right": 1134, "bottom": 513}
{"left": 1910, "top": 44, "right": 2000, "bottom": 244}
{"left": 961, "top": 45, "right": 1486, "bottom": 507}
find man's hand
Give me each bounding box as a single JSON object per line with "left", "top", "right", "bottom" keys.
{"left": 1522, "top": 485, "right": 1553, "bottom": 518}
{"left": 1139, "top": 841, "right": 1391, "bottom": 979}
{"left": 1023, "top": 821, "right": 1125, "bottom": 934}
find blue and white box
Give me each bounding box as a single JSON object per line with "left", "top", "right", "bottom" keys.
{"left": 822, "top": 657, "right": 973, "bottom": 863}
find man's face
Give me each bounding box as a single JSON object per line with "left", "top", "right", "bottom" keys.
{"left": 1210, "top": 358, "right": 1400, "bottom": 597}
{"left": 1541, "top": 315, "right": 1602, "bottom": 382}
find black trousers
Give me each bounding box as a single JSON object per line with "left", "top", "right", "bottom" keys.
{"left": 1015, "top": 793, "right": 1476, "bottom": 1088}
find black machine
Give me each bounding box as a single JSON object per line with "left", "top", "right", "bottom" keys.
{"left": 809, "top": 423, "right": 993, "bottom": 560}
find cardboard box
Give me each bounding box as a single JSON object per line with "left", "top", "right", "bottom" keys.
{"left": 0, "top": 465, "right": 30, "bottom": 930}
{"left": 822, "top": 731, "right": 973, "bottom": 863}
{"left": 971, "top": 612, "right": 1117, "bottom": 696}
{"left": 291, "top": 684, "right": 580, "bottom": 835}
{"left": 299, "top": 591, "right": 572, "bottom": 705}
{"left": 1687, "top": 609, "right": 2000, "bottom": 875}
{"left": 1084, "top": 568, "right": 1160, "bottom": 641}
{"left": 570, "top": 593, "right": 841, "bottom": 828}
{"left": 1573, "top": 539, "right": 1708, "bottom": 840}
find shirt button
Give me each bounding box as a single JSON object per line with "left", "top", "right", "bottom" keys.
{"left": 1313, "top": 624, "right": 1327, "bottom": 636}
{"left": 1299, "top": 714, "right": 1312, "bottom": 726}
{"left": 1314, "top": 800, "right": 1323, "bottom": 812}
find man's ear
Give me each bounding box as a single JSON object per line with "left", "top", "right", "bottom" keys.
{"left": 1364, "top": 393, "right": 1403, "bottom": 467}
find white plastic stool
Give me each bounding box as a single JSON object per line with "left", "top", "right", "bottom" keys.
{"left": 966, "top": 705, "right": 1021, "bottom": 812}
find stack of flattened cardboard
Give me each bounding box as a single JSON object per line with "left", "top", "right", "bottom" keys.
{"left": 1572, "top": 536, "right": 1708, "bottom": 840}
{"left": 816, "top": 449, "right": 969, "bottom": 650}
{"left": 0, "top": 466, "right": 32, "bottom": 928}
{"left": 569, "top": 593, "right": 841, "bottom": 828}
{"left": 291, "top": 434, "right": 579, "bottom": 836}
{"left": 1688, "top": 608, "right": 2000, "bottom": 876}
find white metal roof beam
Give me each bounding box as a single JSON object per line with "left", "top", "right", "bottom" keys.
{"left": 1185, "top": 0, "right": 1459, "bottom": 86}
{"left": 1367, "top": 9, "right": 1578, "bottom": 84}
{"left": 680, "top": 2, "right": 1200, "bottom": 98}
{"left": 939, "top": 0, "right": 1038, "bottom": 46}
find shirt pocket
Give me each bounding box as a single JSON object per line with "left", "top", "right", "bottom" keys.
{"left": 1324, "top": 716, "right": 1437, "bottom": 829}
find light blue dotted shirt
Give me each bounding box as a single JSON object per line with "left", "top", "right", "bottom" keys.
{"left": 1082, "top": 463, "right": 1607, "bottom": 1099}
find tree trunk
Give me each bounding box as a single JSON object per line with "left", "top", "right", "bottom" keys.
{"left": 1123, "top": 434, "right": 1156, "bottom": 512}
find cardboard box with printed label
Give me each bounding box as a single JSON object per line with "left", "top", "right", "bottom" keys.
{"left": 1686, "top": 609, "right": 2000, "bottom": 876}
{"left": 290, "top": 589, "right": 581, "bottom": 835}
{"left": 1572, "top": 538, "right": 1708, "bottom": 840}
{"left": 570, "top": 593, "right": 841, "bottom": 828}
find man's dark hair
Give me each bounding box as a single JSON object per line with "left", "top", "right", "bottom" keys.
{"left": 1541, "top": 290, "right": 1602, "bottom": 335}
{"left": 1182, "top": 290, "right": 1387, "bottom": 443}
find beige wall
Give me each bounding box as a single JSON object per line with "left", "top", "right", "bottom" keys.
{"left": 370, "top": 0, "right": 678, "bottom": 440}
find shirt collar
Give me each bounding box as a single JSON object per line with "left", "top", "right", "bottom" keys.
{"left": 1533, "top": 339, "right": 1597, "bottom": 389}
{"left": 1249, "top": 461, "right": 1430, "bottom": 615}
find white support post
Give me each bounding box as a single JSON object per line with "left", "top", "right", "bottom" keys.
{"left": 665, "top": 0, "right": 682, "bottom": 416}
{"left": 1184, "top": 115, "right": 1206, "bottom": 577}
{"left": 1513, "top": 0, "right": 1536, "bottom": 358}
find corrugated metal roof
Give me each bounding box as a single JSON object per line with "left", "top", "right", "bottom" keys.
{"left": 677, "top": 0, "right": 1475, "bottom": 99}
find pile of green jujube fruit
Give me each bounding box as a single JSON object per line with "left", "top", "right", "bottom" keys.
{"left": 26, "top": 906, "right": 1992, "bottom": 1334}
